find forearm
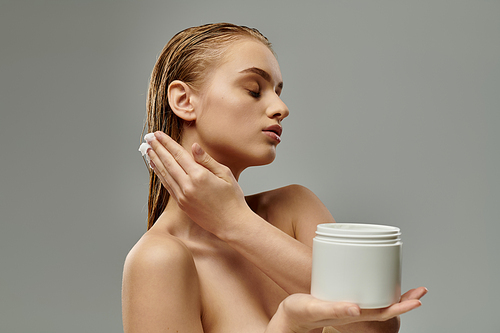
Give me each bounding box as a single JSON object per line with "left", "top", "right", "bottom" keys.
{"left": 218, "top": 209, "right": 312, "bottom": 294}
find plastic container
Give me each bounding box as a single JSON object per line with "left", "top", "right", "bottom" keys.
{"left": 311, "top": 223, "right": 402, "bottom": 309}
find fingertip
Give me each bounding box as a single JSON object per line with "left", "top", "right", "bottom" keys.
{"left": 144, "top": 133, "right": 155, "bottom": 143}
{"left": 192, "top": 143, "right": 204, "bottom": 156}
{"left": 407, "top": 300, "right": 422, "bottom": 312}
{"left": 348, "top": 306, "right": 360, "bottom": 317}
{"left": 139, "top": 142, "right": 152, "bottom": 155}
{"left": 415, "top": 287, "right": 428, "bottom": 299}
{"left": 154, "top": 131, "right": 169, "bottom": 141}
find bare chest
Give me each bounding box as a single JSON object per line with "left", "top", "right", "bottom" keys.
{"left": 190, "top": 244, "right": 288, "bottom": 333}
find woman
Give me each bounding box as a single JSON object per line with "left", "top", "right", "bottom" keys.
{"left": 122, "top": 23, "right": 426, "bottom": 333}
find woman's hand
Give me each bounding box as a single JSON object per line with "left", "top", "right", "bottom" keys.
{"left": 146, "top": 131, "right": 250, "bottom": 236}
{"left": 269, "top": 287, "right": 428, "bottom": 333}
{"left": 145, "top": 132, "right": 316, "bottom": 294}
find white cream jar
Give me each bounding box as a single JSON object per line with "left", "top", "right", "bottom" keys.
{"left": 311, "top": 223, "right": 402, "bottom": 309}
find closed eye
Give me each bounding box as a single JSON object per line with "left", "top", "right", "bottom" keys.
{"left": 248, "top": 90, "right": 261, "bottom": 98}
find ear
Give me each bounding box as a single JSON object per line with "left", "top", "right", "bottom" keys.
{"left": 167, "top": 80, "right": 197, "bottom": 121}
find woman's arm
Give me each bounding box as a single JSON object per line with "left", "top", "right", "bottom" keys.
{"left": 146, "top": 132, "right": 324, "bottom": 294}
{"left": 267, "top": 290, "right": 426, "bottom": 333}
{"left": 144, "top": 132, "right": 427, "bottom": 333}
{"left": 220, "top": 184, "right": 335, "bottom": 295}
{"left": 122, "top": 239, "right": 425, "bottom": 333}
{"left": 122, "top": 241, "right": 425, "bottom": 333}
{"left": 122, "top": 234, "right": 204, "bottom": 333}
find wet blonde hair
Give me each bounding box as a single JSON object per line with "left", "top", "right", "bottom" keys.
{"left": 144, "top": 23, "right": 273, "bottom": 229}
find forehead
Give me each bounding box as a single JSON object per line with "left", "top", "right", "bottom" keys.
{"left": 216, "top": 39, "right": 283, "bottom": 84}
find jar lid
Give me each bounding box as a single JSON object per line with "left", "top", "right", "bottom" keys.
{"left": 316, "top": 223, "right": 401, "bottom": 241}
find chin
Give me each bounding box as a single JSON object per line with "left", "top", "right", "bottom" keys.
{"left": 250, "top": 151, "right": 277, "bottom": 167}
{"left": 212, "top": 145, "right": 277, "bottom": 169}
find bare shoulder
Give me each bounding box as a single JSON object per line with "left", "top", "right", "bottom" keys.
{"left": 246, "top": 185, "right": 334, "bottom": 246}
{"left": 246, "top": 184, "right": 307, "bottom": 210}
{"left": 261, "top": 184, "right": 323, "bottom": 206}
{"left": 122, "top": 231, "right": 203, "bottom": 332}
{"left": 247, "top": 184, "right": 332, "bottom": 219}
{"left": 124, "top": 231, "right": 195, "bottom": 274}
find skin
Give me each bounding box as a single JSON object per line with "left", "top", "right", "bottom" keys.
{"left": 175, "top": 39, "right": 289, "bottom": 178}
{"left": 122, "top": 39, "right": 427, "bottom": 333}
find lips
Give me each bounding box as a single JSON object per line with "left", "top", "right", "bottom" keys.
{"left": 263, "top": 124, "right": 283, "bottom": 143}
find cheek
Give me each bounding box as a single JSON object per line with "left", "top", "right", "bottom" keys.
{"left": 200, "top": 92, "right": 252, "bottom": 125}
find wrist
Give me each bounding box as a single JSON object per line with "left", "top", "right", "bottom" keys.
{"left": 266, "top": 302, "right": 307, "bottom": 333}
{"left": 215, "top": 205, "right": 257, "bottom": 242}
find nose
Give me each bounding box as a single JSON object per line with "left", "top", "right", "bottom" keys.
{"left": 266, "top": 95, "right": 290, "bottom": 122}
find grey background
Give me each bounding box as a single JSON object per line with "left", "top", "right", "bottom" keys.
{"left": 1, "top": 0, "right": 498, "bottom": 332}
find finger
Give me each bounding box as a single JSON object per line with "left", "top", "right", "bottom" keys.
{"left": 310, "top": 300, "right": 361, "bottom": 321}
{"left": 149, "top": 159, "right": 177, "bottom": 200}
{"left": 310, "top": 306, "right": 362, "bottom": 328}
{"left": 153, "top": 131, "right": 200, "bottom": 176}
{"left": 400, "top": 287, "right": 428, "bottom": 302}
{"left": 386, "top": 299, "right": 422, "bottom": 317}
{"left": 192, "top": 143, "right": 231, "bottom": 179}
{"left": 146, "top": 132, "right": 193, "bottom": 188}
{"left": 147, "top": 146, "right": 183, "bottom": 199}
{"left": 399, "top": 288, "right": 415, "bottom": 302}
{"left": 282, "top": 295, "right": 361, "bottom": 328}
{"left": 361, "top": 299, "right": 422, "bottom": 322}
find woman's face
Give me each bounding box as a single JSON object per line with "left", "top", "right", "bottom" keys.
{"left": 189, "top": 38, "right": 289, "bottom": 175}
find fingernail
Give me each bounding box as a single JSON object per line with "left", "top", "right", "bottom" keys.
{"left": 194, "top": 144, "right": 203, "bottom": 155}
{"left": 144, "top": 133, "right": 155, "bottom": 143}
{"left": 139, "top": 143, "right": 152, "bottom": 157}
{"left": 348, "top": 307, "right": 360, "bottom": 317}
{"left": 149, "top": 160, "right": 156, "bottom": 169}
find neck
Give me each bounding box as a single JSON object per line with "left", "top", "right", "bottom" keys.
{"left": 156, "top": 197, "right": 215, "bottom": 241}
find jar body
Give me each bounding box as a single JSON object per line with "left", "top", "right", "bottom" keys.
{"left": 311, "top": 223, "right": 402, "bottom": 309}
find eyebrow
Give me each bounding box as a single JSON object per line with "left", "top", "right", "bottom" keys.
{"left": 239, "top": 67, "right": 283, "bottom": 90}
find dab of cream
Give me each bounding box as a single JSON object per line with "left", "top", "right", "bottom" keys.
{"left": 138, "top": 133, "right": 155, "bottom": 164}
